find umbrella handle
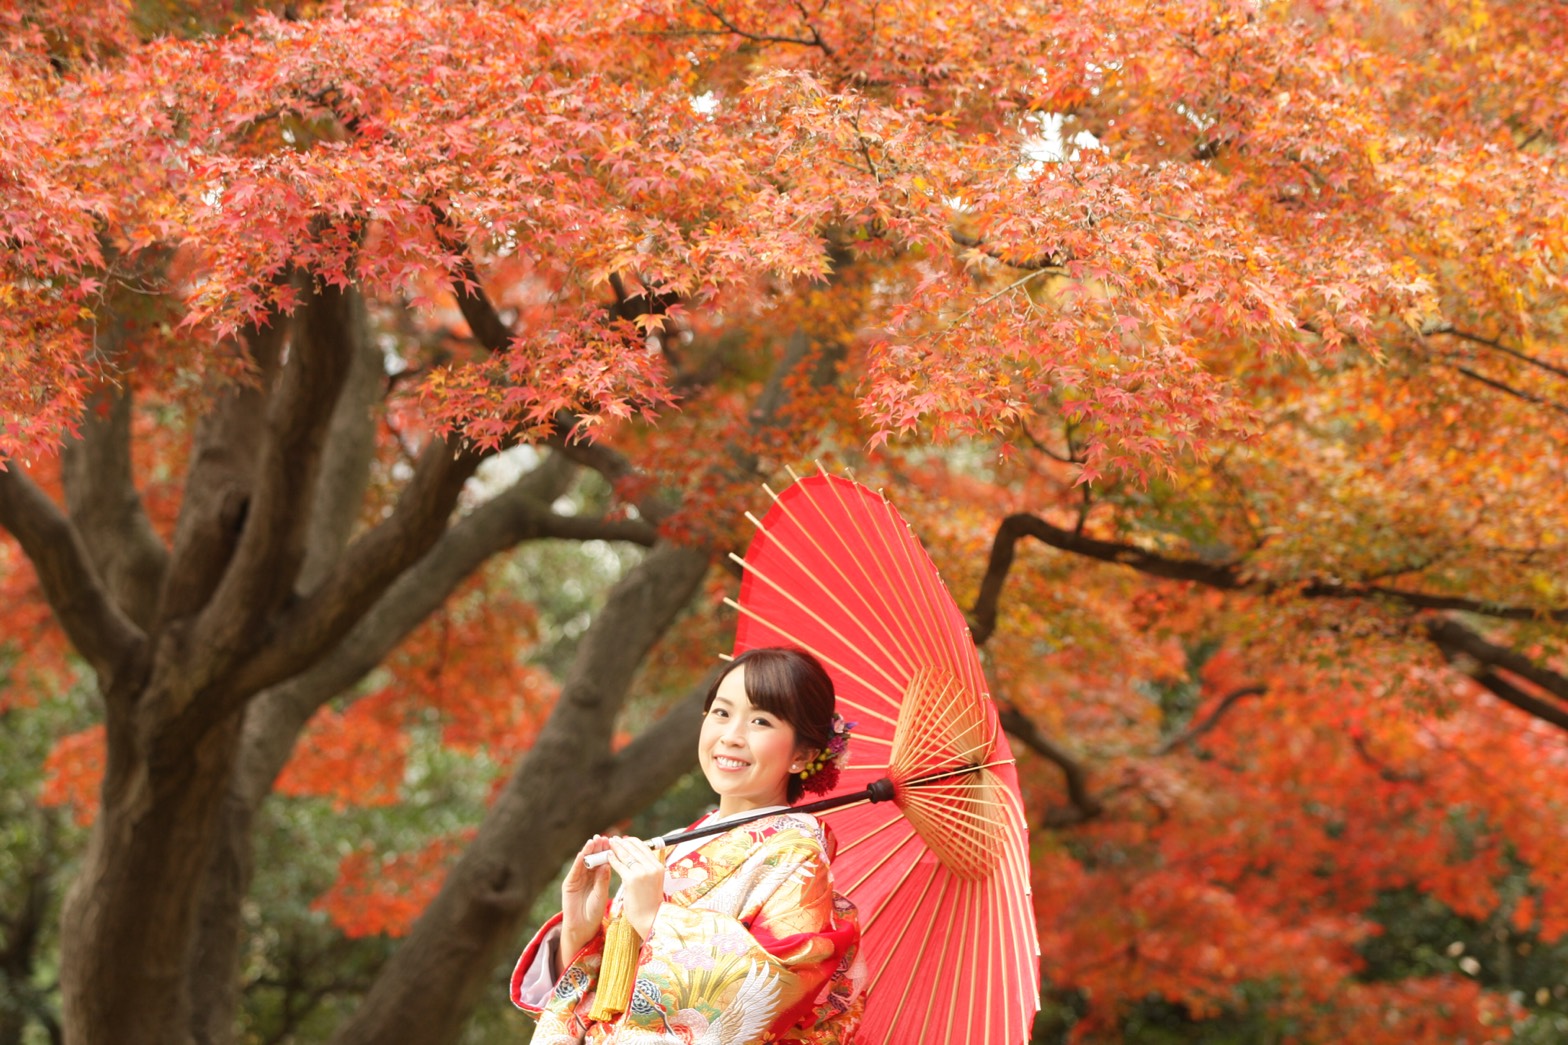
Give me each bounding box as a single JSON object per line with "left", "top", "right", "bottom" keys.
{"left": 579, "top": 777, "right": 899, "bottom": 870}
{"left": 584, "top": 838, "right": 669, "bottom": 870}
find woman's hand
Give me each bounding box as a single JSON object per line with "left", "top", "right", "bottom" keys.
{"left": 560, "top": 835, "right": 612, "bottom": 962}
{"left": 605, "top": 835, "right": 666, "bottom": 939}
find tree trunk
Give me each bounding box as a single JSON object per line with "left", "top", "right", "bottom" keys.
{"left": 184, "top": 774, "right": 261, "bottom": 1045}
{"left": 59, "top": 701, "right": 244, "bottom": 1045}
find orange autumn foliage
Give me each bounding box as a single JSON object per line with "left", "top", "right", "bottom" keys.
{"left": 39, "top": 724, "right": 106, "bottom": 827}
{"left": 314, "top": 829, "right": 478, "bottom": 939}
{"left": 274, "top": 690, "right": 411, "bottom": 811}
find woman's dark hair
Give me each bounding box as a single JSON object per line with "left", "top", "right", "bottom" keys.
{"left": 703, "top": 647, "right": 837, "bottom": 803}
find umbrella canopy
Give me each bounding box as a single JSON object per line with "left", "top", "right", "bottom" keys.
{"left": 730, "top": 469, "right": 1041, "bottom": 1045}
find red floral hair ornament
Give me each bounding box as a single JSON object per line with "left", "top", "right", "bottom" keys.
{"left": 799, "top": 713, "right": 855, "bottom": 796}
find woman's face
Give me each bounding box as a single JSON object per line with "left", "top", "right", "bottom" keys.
{"left": 699, "top": 665, "right": 807, "bottom": 816}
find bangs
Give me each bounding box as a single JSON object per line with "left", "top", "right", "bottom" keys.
{"left": 738, "top": 650, "right": 803, "bottom": 722}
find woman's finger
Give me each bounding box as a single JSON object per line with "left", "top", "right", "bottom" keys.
{"left": 604, "top": 837, "right": 652, "bottom": 876}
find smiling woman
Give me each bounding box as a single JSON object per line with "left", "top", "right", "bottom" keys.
{"left": 511, "top": 648, "right": 865, "bottom": 1045}
{"left": 701, "top": 651, "right": 841, "bottom": 811}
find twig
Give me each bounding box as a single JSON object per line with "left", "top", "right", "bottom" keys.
{"left": 1155, "top": 685, "right": 1266, "bottom": 754}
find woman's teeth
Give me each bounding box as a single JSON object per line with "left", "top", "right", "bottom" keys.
{"left": 715, "top": 756, "right": 749, "bottom": 769}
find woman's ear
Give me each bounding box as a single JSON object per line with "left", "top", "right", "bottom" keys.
{"left": 792, "top": 746, "right": 821, "bottom": 774}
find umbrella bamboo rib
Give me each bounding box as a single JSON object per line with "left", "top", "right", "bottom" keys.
{"left": 905, "top": 757, "right": 1018, "bottom": 782}
{"left": 850, "top": 487, "right": 952, "bottom": 682}
{"left": 980, "top": 849, "right": 997, "bottom": 1045}
{"left": 746, "top": 496, "right": 917, "bottom": 685}
{"left": 901, "top": 796, "right": 1007, "bottom": 843}
{"left": 945, "top": 877, "right": 978, "bottom": 1045}
{"left": 902, "top": 804, "right": 1002, "bottom": 875}
{"left": 818, "top": 476, "right": 940, "bottom": 679}
{"left": 832, "top": 807, "right": 908, "bottom": 858}
{"left": 872, "top": 869, "right": 951, "bottom": 1018}
{"left": 993, "top": 795, "right": 1038, "bottom": 1023}
{"left": 801, "top": 470, "right": 937, "bottom": 670}
{"left": 876, "top": 493, "right": 978, "bottom": 696}
{"left": 897, "top": 707, "right": 992, "bottom": 769}
{"left": 741, "top": 509, "right": 910, "bottom": 691}
{"left": 870, "top": 492, "right": 951, "bottom": 662}
{"left": 722, "top": 596, "right": 900, "bottom": 728}
{"left": 728, "top": 554, "right": 908, "bottom": 705}
{"left": 864, "top": 860, "right": 943, "bottom": 996}
{"left": 917, "top": 674, "right": 995, "bottom": 754}
{"left": 845, "top": 822, "right": 922, "bottom": 905}
{"left": 919, "top": 877, "right": 966, "bottom": 1045}
{"left": 875, "top": 492, "right": 980, "bottom": 696}
{"left": 777, "top": 474, "right": 928, "bottom": 674}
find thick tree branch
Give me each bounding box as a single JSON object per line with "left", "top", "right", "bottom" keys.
{"left": 971, "top": 513, "right": 1568, "bottom": 645}
{"left": 1424, "top": 619, "right": 1568, "bottom": 702}
{"left": 218, "top": 435, "right": 482, "bottom": 702}
{"left": 996, "top": 702, "right": 1103, "bottom": 825}
{"left": 1427, "top": 324, "right": 1568, "bottom": 383}
{"left": 973, "top": 512, "right": 1568, "bottom": 735}
{"left": 1154, "top": 685, "right": 1268, "bottom": 755}
{"left": 227, "top": 242, "right": 525, "bottom": 692}
{"left": 0, "top": 467, "right": 143, "bottom": 682}
{"left": 1442, "top": 362, "right": 1568, "bottom": 419}
{"left": 330, "top": 542, "right": 711, "bottom": 1045}
{"left": 297, "top": 288, "right": 379, "bottom": 593}
{"left": 188, "top": 453, "right": 621, "bottom": 1042}
{"left": 1464, "top": 671, "right": 1568, "bottom": 734}
{"left": 237, "top": 454, "right": 651, "bottom": 803}
{"left": 1425, "top": 619, "right": 1568, "bottom": 732}
{"left": 61, "top": 383, "right": 168, "bottom": 630}
{"left": 448, "top": 252, "right": 514, "bottom": 354}
{"left": 596, "top": 679, "right": 716, "bottom": 821}
{"left": 192, "top": 279, "right": 360, "bottom": 670}
{"left": 158, "top": 318, "right": 283, "bottom": 627}
{"left": 970, "top": 513, "right": 1243, "bottom": 643}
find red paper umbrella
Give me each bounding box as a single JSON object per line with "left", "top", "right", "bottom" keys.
{"left": 728, "top": 469, "right": 1041, "bottom": 1045}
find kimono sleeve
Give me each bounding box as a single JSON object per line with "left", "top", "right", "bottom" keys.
{"left": 509, "top": 911, "right": 607, "bottom": 1041}
{"left": 620, "top": 831, "right": 862, "bottom": 1043}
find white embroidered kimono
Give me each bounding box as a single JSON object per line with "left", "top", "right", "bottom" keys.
{"left": 511, "top": 810, "right": 865, "bottom": 1044}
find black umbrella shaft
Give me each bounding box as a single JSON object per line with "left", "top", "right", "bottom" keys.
{"left": 645, "top": 765, "right": 980, "bottom": 851}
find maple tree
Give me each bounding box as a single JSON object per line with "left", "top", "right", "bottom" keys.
{"left": 3, "top": 0, "right": 1567, "bottom": 1042}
